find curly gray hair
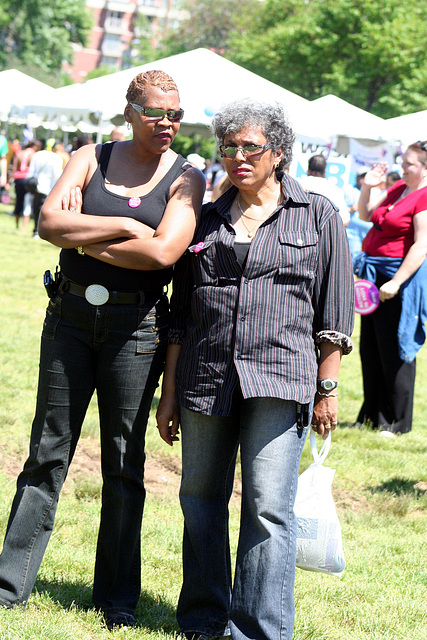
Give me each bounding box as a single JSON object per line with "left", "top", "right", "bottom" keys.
{"left": 210, "top": 99, "right": 296, "bottom": 170}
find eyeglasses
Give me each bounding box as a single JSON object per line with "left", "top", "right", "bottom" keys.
{"left": 129, "top": 103, "right": 184, "bottom": 122}
{"left": 417, "top": 141, "right": 427, "bottom": 152}
{"left": 219, "top": 144, "right": 272, "bottom": 159}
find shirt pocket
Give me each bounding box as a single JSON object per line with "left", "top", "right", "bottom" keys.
{"left": 188, "top": 239, "right": 218, "bottom": 286}
{"left": 278, "top": 230, "right": 319, "bottom": 280}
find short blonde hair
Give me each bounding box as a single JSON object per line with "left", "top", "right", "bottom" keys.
{"left": 126, "top": 70, "right": 179, "bottom": 103}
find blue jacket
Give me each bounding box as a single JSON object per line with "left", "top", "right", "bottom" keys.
{"left": 353, "top": 252, "right": 427, "bottom": 362}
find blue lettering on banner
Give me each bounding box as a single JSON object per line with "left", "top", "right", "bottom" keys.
{"left": 326, "top": 162, "right": 346, "bottom": 188}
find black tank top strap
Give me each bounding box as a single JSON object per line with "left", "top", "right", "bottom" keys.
{"left": 99, "top": 142, "right": 115, "bottom": 179}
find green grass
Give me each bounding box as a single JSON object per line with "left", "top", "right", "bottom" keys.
{"left": 0, "top": 206, "right": 426, "bottom": 639}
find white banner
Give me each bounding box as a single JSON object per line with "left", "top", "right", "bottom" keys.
{"left": 290, "top": 143, "right": 352, "bottom": 189}
{"left": 349, "top": 138, "right": 394, "bottom": 174}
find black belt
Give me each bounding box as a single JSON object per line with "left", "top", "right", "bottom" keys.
{"left": 59, "top": 277, "right": 161, "bottom": 306}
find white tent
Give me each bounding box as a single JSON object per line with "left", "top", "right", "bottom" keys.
{"left": 12, "top": 49, "right": 320, "bottom": 143}
{"left": 382, "top": 110, "right": 427, "bottom": 148}
{"left": 307, "top": 95, "right": 388, "bottom": 154}
{"left": 6, "top": 52, "right": 397, "bottom": 152}
{"left": 0, "top": 69, "right": 57, "bottom": 122}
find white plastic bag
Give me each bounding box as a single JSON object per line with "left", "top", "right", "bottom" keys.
{"left": 294, "top": 429, "right": 345, "bottom": 577}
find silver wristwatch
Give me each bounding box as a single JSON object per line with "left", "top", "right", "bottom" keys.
{"left": 317, "top": 378, "right": 338, "bottom": 391}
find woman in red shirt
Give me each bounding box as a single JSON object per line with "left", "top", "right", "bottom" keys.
{"left": 355, "top": 141, "right": 427, "bottom": 435}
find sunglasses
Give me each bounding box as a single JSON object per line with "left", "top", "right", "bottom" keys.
{"left": 219, "top": 144, "right": 272, "bottom": 159}
{"left": 129, "top": 103, "right": 184, "bottom": 122}
{"left": 417, "top": 140, "right": 427, "bottom": 152}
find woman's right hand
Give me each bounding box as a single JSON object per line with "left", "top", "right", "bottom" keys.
{"left": 363, "top": 162, "right": 388, "bottom": 188}
{"left": 156, "top": 390, "right": 180, "bottom": 447}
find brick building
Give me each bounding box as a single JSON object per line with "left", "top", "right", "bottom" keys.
{"left": 63, "top": 0, "right": 184, "bottom": 83}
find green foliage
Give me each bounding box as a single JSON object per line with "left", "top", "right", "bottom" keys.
{"left": 130, "top": 13, "right": 164, "bottom": 65}
{"left": 83, "top": 65, "right": 116, "bottom": 82}
{"left": 161, "top": 0, "right": 260, "bottom": 57}
{"left": 0, "top": 0, "right": 92, "bottom": 76}
{"left": 171, "top": 134, "right": 215, "bottom": 161}
{"left": 228, "top": 0, "right": 427, "bottom": 118}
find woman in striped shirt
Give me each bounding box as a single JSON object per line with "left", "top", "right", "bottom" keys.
{"left": 157, "top": 99, "right": 354, "bottom": 640}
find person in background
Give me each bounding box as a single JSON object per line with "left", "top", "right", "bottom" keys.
{"left": 27, "top": 139, "right": 63, "bottom": 238}
{"left": 53, "top": 141, "right": 70, "bottom": 170}
{"left": 11, "top": 139, "right": 40, "bottom": 230}
{"left": 386, "top": 170, "right": 401, "bottom": 190}
{"left": 186, "top": 153, "right": 206, "bottom": 172}
{"left": 157, "top": 99, "right": 354, "bottom": 640}
{"left": 0, "top": 129, "right": 8, "bottom": 193}
{"left": 298, "top": 153, "right": 350, "bottom": 226}
{"left": 110, "top": 127, "right": 127, "bottom": 142}
{"left": 0, "top": 70, "right": 205, "bottom": 630}
{"left": 354, "top": 141, "right": 427, "bottom": 436}
{"left": 345, "top": 168, "right": 373, "bottom": 258}
{"left": 6, "top": 139, "right": 21, "bottom": 176}
{"left": 70, "top": 133, "right": 92, "bottom": 155}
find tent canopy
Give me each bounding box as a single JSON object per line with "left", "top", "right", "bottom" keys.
{"left": 307, "top": 95, "right": 388, "bottom": 154}
{"left": 382, "top": 110, "right": 427, "bottom": 148}
{"left": 6, "top": 50, "right": 406, "bottom": 151}
{"left": 0, "top": 69, "right": 57, "bottom": 122}
{"left": 10, "top": 49, "right": 321, "bottom": 142}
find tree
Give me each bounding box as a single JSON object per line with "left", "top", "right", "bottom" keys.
{"left": 0, "top": 0, "right": 92, "bottom": 81}
{"left": 228, "top": 0, "right": 427, "bottom": 118}
{"left": 129, "top": 12, "right": 164, "bottom": 65}
{"left": 160, "top": 0, "right": 259, "bottom": 58}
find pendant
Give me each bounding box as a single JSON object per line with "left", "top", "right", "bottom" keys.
{"left": 247, "top": 231, "right": 254, "bottom": 238}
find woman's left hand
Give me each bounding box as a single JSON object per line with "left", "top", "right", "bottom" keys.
{"left": 62, "top": 186, "right": 82, "bottom": 214}
{"left": 311, "top": 393, "right": 338, "bottom": 440}
{"left": 379, "top": 279, "right": 400, "bottom": 302}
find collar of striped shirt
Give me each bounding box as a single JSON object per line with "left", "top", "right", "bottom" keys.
{"left": 211, "top": 173, "right": 311, "bottom": 219}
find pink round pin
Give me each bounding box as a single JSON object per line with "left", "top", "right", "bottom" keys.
{"left": 128, "top": 196, "right": 141, "bottom": 209}
{"left": 354, "top": 279, "right": 380, "bottom": 315}
{"left": 194, "top": 242, "right": 204, "bottom": 253}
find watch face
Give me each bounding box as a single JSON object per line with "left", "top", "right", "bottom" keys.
{"left": 319, "top": 378, "right": 337, "bottom": 391}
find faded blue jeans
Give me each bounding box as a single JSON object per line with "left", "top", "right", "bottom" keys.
{"left": 177, "top": 396, "right": 309, "bottom": 640}
{"left": 0, "top": 288, "right": 169, "bottom": 614}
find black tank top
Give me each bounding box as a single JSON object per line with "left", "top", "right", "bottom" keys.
{"left": 60, "top": 142, "right": 188, "bottom": 291}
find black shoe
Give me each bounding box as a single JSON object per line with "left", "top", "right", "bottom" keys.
{"left": 104, "top": 612, "right": 137, "bottom": 630}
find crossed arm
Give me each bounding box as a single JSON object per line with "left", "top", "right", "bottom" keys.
{"left": 39, "top": 144, "right": 205, "bottom": 270}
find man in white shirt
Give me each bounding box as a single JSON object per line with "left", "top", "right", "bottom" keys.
{"left": 27, "top": 140, "right": 63, "bottom": 237}
{"left": 298, "top": 154, "right": 350, "bottom": 226}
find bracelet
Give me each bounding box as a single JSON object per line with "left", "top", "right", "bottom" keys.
{"left": 316, "top": 390, "right": 338, "bottom": 397}
{"left": 77, "top": 246, "right": 84, "bottom": 255}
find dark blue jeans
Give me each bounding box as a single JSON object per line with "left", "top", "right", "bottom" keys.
{"left": 178, "top": 397, "right": 309, "bottom": 640}
{"left": 0, "top": 289, "right": 169, "bottom": 614}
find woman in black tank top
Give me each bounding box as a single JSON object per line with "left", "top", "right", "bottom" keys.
{"left": 0, "top": 71, "right": 205, "bottom": 630}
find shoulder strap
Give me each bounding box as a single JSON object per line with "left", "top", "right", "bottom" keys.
{"left": 99, "top": 142, "right": 115, "bottom": 178}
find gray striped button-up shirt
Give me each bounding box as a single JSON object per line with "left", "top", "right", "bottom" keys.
{"left": 169, "top": 174, "right": 354, "bottom": 416}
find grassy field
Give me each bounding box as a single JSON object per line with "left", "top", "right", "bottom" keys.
{"left": 0, "top": 205, "right": 426, "bottom": 640}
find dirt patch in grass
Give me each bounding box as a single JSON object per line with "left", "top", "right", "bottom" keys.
{"left": 0, "top": 436, "right": 242, "bottom": 501}
{"left": 333, "top": 487, "right": 370, "bottom": 513}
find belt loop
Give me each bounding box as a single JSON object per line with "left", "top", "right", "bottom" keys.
{"left": 138, "top": 291, "right": 145, "bottom": 305}
{"left": 60, "top": 276, "right": 70, "bottom": 292}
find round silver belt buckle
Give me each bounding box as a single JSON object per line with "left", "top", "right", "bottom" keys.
{"left": 85, "top": 284, "right": 109, "bottom": 306}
